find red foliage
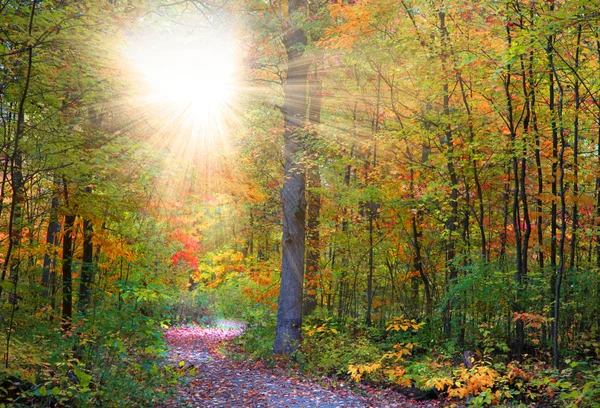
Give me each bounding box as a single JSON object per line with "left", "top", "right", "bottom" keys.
{"left": 170, "top": 229, "right": 204, "bottom": 268}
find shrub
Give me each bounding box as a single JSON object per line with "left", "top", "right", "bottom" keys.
{"left": 231, "top": 306, "right": 277, "bottom": 363}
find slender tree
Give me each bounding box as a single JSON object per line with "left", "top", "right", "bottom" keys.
{"left": 61, "top": 182, "right": 75, "bottom": 332}
{"left": 304, "top": 67, "right": 323, "bottom": 316}
{"left": 79, "top": 185, "right": 94, "bottom": 313}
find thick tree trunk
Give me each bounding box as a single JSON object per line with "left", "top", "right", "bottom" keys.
{"left": 274, "top": 0, "right": 309, "bottom": 355}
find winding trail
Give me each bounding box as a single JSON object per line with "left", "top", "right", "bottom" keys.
{"left": 161, "top": 321, "right": 448, "bottom": 408}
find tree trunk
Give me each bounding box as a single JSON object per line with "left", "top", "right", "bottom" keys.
{"left": 303, "top": 68, "right": 322, "bottom": 316}
{"left": 274, "top": 0, "right": 309, "bottom": 355}
{"left": 41, "top": 178, "right": 61, "bottom": 301}
{"left": 458, "top": 77, "right": 487, "bottom": 261}
{"left": 551, "top": 46, "right": 567, "bottom": 370}
{"left": 365, "top": 71, "right": 381, "bottom": 327}
{"left": 79, "top": 185, "right": 94, "bottom": 313}
{"left": 569, "top": 25, "right": 581, "bottom": 270}
{"left": 62, "top": 213, "right": 75, "bottom": 332}
{"left": 0, "top": 1, "right": 36, "bottom": 296}
{"left": 594, "top": 31, "right": 600, "bottom": 339}
{"left": 438, "top": 11, "right": 459, "bottom": 339}
{"left": 61, "top": 181, "right": 75, "bottom": 332}
{"left": 336, "top": 147, "right": 353, "bottom": 319}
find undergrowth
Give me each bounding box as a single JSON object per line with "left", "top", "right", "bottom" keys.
{"left": 233, "top": 311, "right": 600, "bottom": 407}
{"left": 0, "top": 288, "right": 216, "bottom": 407}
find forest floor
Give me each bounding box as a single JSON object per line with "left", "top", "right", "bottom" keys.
{"left": 160, "top": 320, "right": 453, "bottom": 408}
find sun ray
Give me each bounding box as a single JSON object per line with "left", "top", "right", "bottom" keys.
{"left": 119, "top": 24, "right": 243, "bottom": 199}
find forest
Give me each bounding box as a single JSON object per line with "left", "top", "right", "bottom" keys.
{"left": 1, "top": 0, "right": 600, "bottom": 406}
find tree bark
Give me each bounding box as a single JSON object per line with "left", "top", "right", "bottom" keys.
{"left": 438, "top": 10, "right": 459, "bottom": 339}
{"left": 551, "top": 46, "right": 567, "bottom": 370}
{"left": 274, "top": 0, "right": 309, "bottom": 355}
{"left": 41, "top": 177, "right": 61, "bottom": 301}
{"left": 458, "top": 76, "right": 486, "bottom": 260}
{"left": 79, "top": 185, "right": 94, "bottom": 313}
{"left": 62, "top": 213, "right": 75, "bottom": 332}
{"left": 62, "top": 180, "right": 75, "bottom": 332}
{"left": 0, "top": 1, "right": 36, "bottom": 297}
{"left": 303, "top": 66, "right": 322, "bottom": 316}
{"left": 569, "top": 25, "right": 581, "bottom": 270}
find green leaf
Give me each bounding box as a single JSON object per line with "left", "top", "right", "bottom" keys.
{"left": 0, "top": 281, "right": 13, "bottom": 290}
{"left": 74, "top": 367, "right": 92, "bottom": 389}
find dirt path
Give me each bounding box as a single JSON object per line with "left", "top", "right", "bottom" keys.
{"left": 161, "top": 322, "right": 448, "bottom": 408}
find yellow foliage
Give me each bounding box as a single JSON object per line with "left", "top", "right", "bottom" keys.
{"left": 347, "top": 316, "right": 423, "bottom": 385}
{"left": 385, "top": 366, "right": 411, "bottom": 387}
{"left": 344, "top": 316, "right": 424, "bottom": 388}
{"left": 348, "top": 362, "right": 382, "bottom": 382}
{"left": 386, "top": 316, "right": 423, "bottom": 332}
{"left": 318, "top": 1, "right": 374, "bottom": 49}
{"left": 193, "top": 250, "right": 248, "bottom": 288}
{"left": 426, "top": 362, "right": 499, "bottom": 401}
{"left": 426, "top": 376, "right": 454, "bottom": 391}
{"left": 305, "top": 324, "right": 339, "bottom": 337}
{"left": 450, "top": 364, "right": 499, "bottom": 398}
{"left": 382, "top": 342, "right": 416, "bottom": 362}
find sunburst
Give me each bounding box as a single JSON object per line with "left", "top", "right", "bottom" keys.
{"left": 122, "top": 25, "right": 242, "bottom": 197}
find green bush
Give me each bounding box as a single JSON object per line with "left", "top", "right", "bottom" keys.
{"left": 231, "top": 306, "right": 277, "bottom": 363}
{"left": 207, "top": 277, "right": 256, "bottom": 320}
{"left": 1, "top": 294, "right": 177, "bottom": 407}
{"left": 560, "top": 361, "right": 600, "bottom": 408}
{"left": 296, "top": 316, "right": 383, "bottom": 378}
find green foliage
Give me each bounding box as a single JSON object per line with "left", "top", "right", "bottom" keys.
{"left": 402, "top": 359, "right": 441, "bottom": 390}
{"left": 299, "top": 331, "right": 383, "bottom": 379}
{"left": 559, "top": 361, "right": 600, "bottom": 408}
{"left": 296, "top": 316, "right": 383, "bottom": 378}
{"left": 76, "top": 307, "right": 174, "bottom": 407}
{"left": 232, "top": 307, "right": 277, "bottom": 363}
{"left": 3, "top": 0, "right": 600, "bottom": 406}
{"left": 0, "top": 303, "right": 174, "bottom": 407}
{"left": 208, "top": 278, "right": 255, "bottom": 320}
{"left": 140, "top": 289, "right": 214, "bottom": 327}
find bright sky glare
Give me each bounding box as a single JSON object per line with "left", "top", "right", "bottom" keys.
{"left": 128, "top": 33, "right": 236, "bottom": 114}
{"left": 123, "top": 28, "right": 240, "bottom": 196}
